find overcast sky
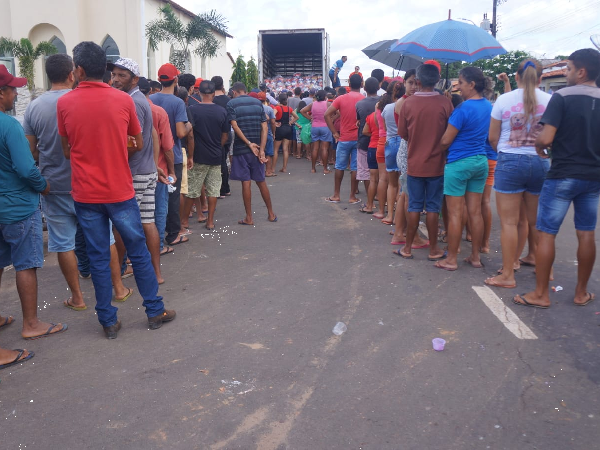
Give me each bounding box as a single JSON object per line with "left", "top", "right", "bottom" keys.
{"left": 176, "top": 0, "right": 600, "bottom": 79}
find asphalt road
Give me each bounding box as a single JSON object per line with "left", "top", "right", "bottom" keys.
{"left": 1, "top": 157, "right": 599, "bottom": 450}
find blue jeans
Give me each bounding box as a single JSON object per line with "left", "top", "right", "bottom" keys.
{"left": 536, "top": 178, "right": 600, "bottom": 235}
{"left": 155, "top": 182, "right": 169, "bottom": 251}
{"left": 335, "top": 140, "right": 358, "bottom": 171}
{"left": 74, "top": 197, "right": 164, "bottom": 327}
{"left": 329, "top": 70, "right": 341, "bottom": 88}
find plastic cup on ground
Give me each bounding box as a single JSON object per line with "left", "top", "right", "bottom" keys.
{"left": 432, "top": 338, "right": 446, "bottom": 351}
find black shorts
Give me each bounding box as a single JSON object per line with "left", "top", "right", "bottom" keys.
{"left": 275, "top": 125, "right": 293, "bottom": 141}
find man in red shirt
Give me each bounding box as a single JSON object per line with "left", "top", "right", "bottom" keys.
{"left": 324, "top": 73, "right": 364, "bottom": 204}
{"left": 57, "top": 42, "right": 176, "bottom": 339}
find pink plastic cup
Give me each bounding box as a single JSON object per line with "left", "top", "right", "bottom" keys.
{"left": 432, "top": 338, "right": 446, "bottom": 351}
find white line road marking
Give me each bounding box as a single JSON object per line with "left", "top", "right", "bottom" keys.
{"left": 472, "top": 286, "right": 538, "bottom": 340}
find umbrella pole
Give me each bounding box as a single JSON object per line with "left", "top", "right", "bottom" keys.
{"left": 445, "top": 63, "right": 449, "bottom": 91}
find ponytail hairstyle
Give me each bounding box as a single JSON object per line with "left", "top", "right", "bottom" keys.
{"left": 517, "top": 58, "right": 543, "bottom": 124}
{"left": 297, "top": 100, "right": 307, "bottom": 113}
{"left": 315, "top": 89, "right": 326, "bottom": 102}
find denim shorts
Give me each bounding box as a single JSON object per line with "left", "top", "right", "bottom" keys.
{"left": 311, "top": 126, "right": 332, "bottom": 142}
{"left": 0, "top": 209, "right": 44, "bottom": 271}
{"left": 494, "top": 152, "right": 550, "bottom": 195}
{"left": 335, "top": 140, "right": 357, "bottom": 171}
{"left": 42, "top": 194, "right": 77, "bottom": 252}
{"left": 407, "top": 175, "right": 444, "bottom": 213}
{"left": 444, "top": 154, "right": 488, "bottom": 196}
{"left": 265, "top": 135, "right": 274, "bottom": 157}
{"left": 536, "top": 178, "right": 600, "bottom": 235}
{"left": 384, "top": 136, "right": 400, "bottom": 172}
{"left": 367, "top": 148, "right": 378, "bottom": 170}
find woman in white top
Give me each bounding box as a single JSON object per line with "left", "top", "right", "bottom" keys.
{"left": 484, "top": 59, "right": 551, "bottom": 289}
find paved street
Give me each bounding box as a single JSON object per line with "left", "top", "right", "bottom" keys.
{"left": 1, "top": 158, "right": 599, "bottom": 450}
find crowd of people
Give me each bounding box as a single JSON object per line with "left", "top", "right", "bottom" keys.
{"left": 0, "top": 41, "right": 599, "bottom": 371}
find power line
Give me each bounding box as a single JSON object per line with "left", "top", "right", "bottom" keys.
{"left": 499, "top": 1, "right": 600, "bottom": 41}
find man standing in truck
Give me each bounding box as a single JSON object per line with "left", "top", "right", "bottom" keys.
{"left": 329, "top": 56, "right": 347, "bottom": 88}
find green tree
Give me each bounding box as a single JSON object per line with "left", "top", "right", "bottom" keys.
{"left": 230, "top": 54, "right": 247, "bottom": 88}
{"left": 0, "top": 37, "right": 57, "bottom": 91}
{"left": 437, "top": 50, "right": 532, "bottom": 92}
{"left": 146, "top": 4, "right": 228, "bottom": 72}
{"left": 246, "top": 56, "right": 258, "bottom": 90}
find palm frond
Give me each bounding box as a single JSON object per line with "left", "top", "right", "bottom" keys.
{"left": 33, "top": 41, "right": 57, "bottom": 59}
{"left": 0, "top": 37, "right": 19, "bottom": 57}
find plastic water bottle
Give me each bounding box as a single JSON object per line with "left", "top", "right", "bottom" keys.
{"left": 332, "top": 322, "right": 347, "bottom": 335}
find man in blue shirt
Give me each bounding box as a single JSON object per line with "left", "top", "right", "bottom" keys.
{"left": 329, "top": 56, "right": 347, "bottom": 88}
{"left": 0, "top": 65, "right": 67, "bottom": 370}
{"left": 150, "top": 63, "right": 192, "bottom": 246}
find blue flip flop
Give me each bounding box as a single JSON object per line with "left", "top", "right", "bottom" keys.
{"left": 0, "top": 349, "right": 35, "bottom": 370}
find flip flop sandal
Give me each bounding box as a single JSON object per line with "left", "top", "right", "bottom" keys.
{"left": 428, "top": 251, "right": 448, "bottom": 261}
{"left": 575, "top": 292, "right": 595, "bottom": 306}
{"left": 393, "top": 249, "right": 413, "bottom": 259}
{"left": 484, "top": 277, "right": 516, "bottom": 289}
{"left": 518, "top": 259, "right": 536, "bottom": 267}
{"left": 433, "top": 262, "right": 458, "bottom": 271}
{"left": 113, "top": 287, "right": 134, "bottom": 303}
{"left": 23, "top": 323, "right": 68, "bottom": 340}
{"left": 513, "top": 294, "right": 549, "bottom": 309}
{"left": 160, "top": 247, "right": 174, "bottom": 255}
{"left": 0, "top": 349, "right": 34, "bottom": 370}
{"left": 63, "top": 299, "right": 87, "bottom": 311}
{"left": 238, "top": 220, "right": 253, "bottom": 226}
{"left": 325, "top": 197, "right": 340, "bottom": 203}
{"left": 169, "top": 235, "right": 189, "bottom": 246}
{"left": 0, "top": 315, "right": 14, "bottom": 330}
{"left": 268, "top": 216, "right": 278, "bottom": 222}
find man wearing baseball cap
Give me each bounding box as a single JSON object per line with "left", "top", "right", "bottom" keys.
{"left": 150, "top": 63, "right": 192, "bottom": 247}
{"left": 0, "top": 65, "right": 65, "bottom": 363}
{"left": 110, "top": 57, "right": 164, "bottom": 285}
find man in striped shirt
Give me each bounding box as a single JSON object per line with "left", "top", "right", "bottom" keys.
{"left": 227, "top": 82, "right": 277, "bottom": 226}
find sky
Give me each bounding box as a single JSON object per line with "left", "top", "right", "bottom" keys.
{"left": 176, "top": 0, "right": 600, "bottom": 79}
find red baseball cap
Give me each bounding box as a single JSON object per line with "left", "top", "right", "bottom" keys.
{"left": 157, "top": 63, "right": 180, "bottom": 82}
{"left": 194, "top": 77, "right": 203, "bottom": 88}
{"left": 0, "top": 65, "right": 27, "bottom": 88}
{"left": 424, "top": 60, "right": 441, "bottom": 74}
{"left": 248, "top": 92, "right": 259, "bottom": 99}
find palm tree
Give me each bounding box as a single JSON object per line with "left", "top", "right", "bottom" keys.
{"left": 146, "top": 4, "right": 228, "bottom": 72}
{"left": 0, "top": 37, "right": 57, "bottom": 90}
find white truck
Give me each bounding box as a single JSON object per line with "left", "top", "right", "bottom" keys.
{"left": 257, "top": 28, "right": 330, "bottom": 93}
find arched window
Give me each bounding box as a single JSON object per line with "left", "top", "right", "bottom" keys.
{"left": 44, "top": 36, "right": 68, "bottom": 89}
{"left": 49, "top": 36, "right": 67, "bottom": 54}
{"left": 102, "top": 35, "right": 120, "bottom": 63}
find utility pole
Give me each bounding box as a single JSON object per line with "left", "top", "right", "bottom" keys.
{"left": 491, "top": 0, "right": 498, "bottom": 37}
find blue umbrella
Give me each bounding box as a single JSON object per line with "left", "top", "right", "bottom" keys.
{"left": 390, "top": 18, "right": 507, "bottom": 63}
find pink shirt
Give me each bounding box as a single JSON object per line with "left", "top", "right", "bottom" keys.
{"left": 311, "top": 100, "right": 328, "bottom": 127}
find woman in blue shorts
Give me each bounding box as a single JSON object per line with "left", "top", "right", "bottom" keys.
{"left": 484, "top": 59, "right": 551, "bottom": 289}
{"left": 436, "top": 67, "right": 493, "bottom": 271}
